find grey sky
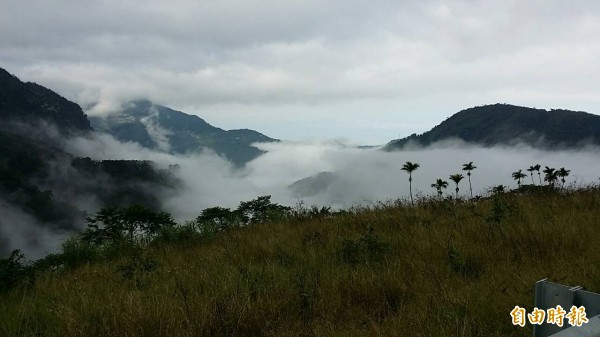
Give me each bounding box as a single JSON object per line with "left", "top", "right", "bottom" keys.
{"left": 1, "top": 0, "right": 599, "bottom": 144}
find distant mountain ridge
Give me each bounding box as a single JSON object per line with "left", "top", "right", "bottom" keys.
{"left": 384, "top": 104, "right": 600, "bottom": 150}
{"left": 289, "top": 171, "right": 337, "bottom": 198}
{"left": 90, "top": 100, "right": 277, "bottom": 166}
{"left": 0, "top": 68, "right": 179, "bottom": 255}
{"left": 0, "top": 68, "right": 92, "bottom": 133}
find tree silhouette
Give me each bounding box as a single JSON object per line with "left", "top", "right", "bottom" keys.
{"left": 462, "top": 162, "right": 477, "bottom": 198}
{"left": 83, "top": 205, "right": 176, "bottom": 245}
{"left": 557, "top": 167, "right": 571, "bottom": 188}
{"left": 196, "top": 206, "right": 235, "bottom": 231}
{"left": 449, "top": 174, "right": 464, "bottom": 198}
{"left": 526, "top": 166, "right": 536, "bottom": 185}
{"left": 431, "top": 178, "right": 449, "bottom": 198}
{"left": 543, "top": 166, "right": 558, "bottom": 187}
{"left": 236, "top": 195, "right": 290, "bottom": 225}
{"left": 401, "top": 161, "right": 420, "bottom": 205}
{"left": 512, "top": 169, "right": 527, "bottom": 187}
{"left": 492, "top": 185, "right": 506, "bottom": 194}
{"left": 533, "top": 164, "right": 542, "bottom": 185}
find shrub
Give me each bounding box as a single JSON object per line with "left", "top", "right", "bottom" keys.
{"left": 338, "top": 228, "right": 391, "bottom": 265}
{"left": 154, "top": 221, "right": 204, "bottom": 245}
{"left": 0, "top": 250, "right": 34, "bottom": 293}
{"left": 59, "top": 237, "right": 101, "bottom": 268}
{"left": 292, "top": 202, "right": 333, "bottom": 220}
{"left": 116, "top": 251, "right": 159, "bottom": 289}
{"left": 447, "top": 247, "right": 483, "bottom": 280}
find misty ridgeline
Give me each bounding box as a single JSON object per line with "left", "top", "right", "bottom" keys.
{"left": 4, "top": 66, "right": 600, "bottom": 260}
{"left": 2, "top": 67, "right": 600, "bottom": 336}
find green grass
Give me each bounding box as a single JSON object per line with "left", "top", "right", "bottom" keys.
{"left": 2, "top": 187, "right": 600, "bottom": 336}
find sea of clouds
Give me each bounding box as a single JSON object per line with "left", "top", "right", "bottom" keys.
{"left": 4, "top": 130, "right": 600, "bottom": 259}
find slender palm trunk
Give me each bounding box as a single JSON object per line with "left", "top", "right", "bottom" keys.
{"left": 537, "top": 172, "right": 542, "bottom": 185}
{"left": 455, "top": 186, "right": 459, "bottom": 198}
{"left": 468, "top": 172, "right": 473, "bottom": 198}
{"left": 408, "top": 174, "right": 414, "bottom": 205}
{"left": 530, "top": 173, "right": 535, "bottom": 185}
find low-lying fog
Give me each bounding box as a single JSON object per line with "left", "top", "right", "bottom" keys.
{"left": 67, "top": 134, "right": 600, "bottom": 221}
{"left": 7, "top": 132, "right": 600, "bottom": 259}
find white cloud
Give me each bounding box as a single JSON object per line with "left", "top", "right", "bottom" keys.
{"left": 1, "top": 0, "right": 600, "bottom": 143}
{"left": 6, "top": 130, "right": 600, "bottom": 257}
{"left": 65, "top": 133, "right": 600, "bottom": 218}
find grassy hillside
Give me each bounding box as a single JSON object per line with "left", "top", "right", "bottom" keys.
{"left": 2, "top": 187, "right": 600, "bottom": 336}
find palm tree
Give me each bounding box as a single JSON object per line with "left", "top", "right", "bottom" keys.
{"left": 526, "top": 166, "right": 536, "bottom": 185}
{"left": 557, "top": 167, "right": 570, "bottom": 188}
{"left": 543, "top": 166, "right": 558, "bottom": 187}
{"left": 492, "top": 185, "right": 506, "bottom": 194}
{"left": 533, "top": 164, "right": 542, "bottom": 185}
{"left": 512, "top": 169, "right": 527, "bottom": 187}
{"left": 431, "top": 179, "right": 449, "bottom": 198}
{"left": 462, "top": 162, "right": 477, "bottom": 198}
{"left": 449, "top": 173, "right": 464, "bottom": 198}
{"left": 401, "top": 161, "right": 420, "bottom": 205}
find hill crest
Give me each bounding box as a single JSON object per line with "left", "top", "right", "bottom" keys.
{"left": 384, "top": 103, "right": 600, "bottom": 150}
{"left": 0, "top": 67, "right": 92, "bottom": 133}
{"left": 90, "top": 99, "right": 277, "bottom": 166}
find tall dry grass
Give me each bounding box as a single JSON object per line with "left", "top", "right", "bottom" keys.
{"left": 2, "top": 187, "right": 600, "bottom": 336}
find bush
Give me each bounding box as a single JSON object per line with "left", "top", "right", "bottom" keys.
{"left": 338, "top": 228, "right": 391, "bottom": 266}
{"left": 116, "top": 251, "right": 159, "bottom": 289}
{"left": 292, "top": 202, "right": 333, "bottom": 220}
{"left": 447, "top": 247, "right": 483, "bottom": 280}
{"left": 59, "top": 237, "right": 101, "bottom": 268}
{"left": 0, "top": 250, "right": 34, "bottom": 293}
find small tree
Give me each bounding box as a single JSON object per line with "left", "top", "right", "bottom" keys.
{"left": 401, "top": 161, "right": 420, "bottom": 205}
{"left": 492, "top": 185, "right": 506, "bottom": 194}
{"left": 512, "top": 169, "right": 527, "bottom": 187}
{"left": 83, "top": 205, "right": 176, "bottom": 245}
{"left": 236, "top": 196, "right": 290, "bottom": 225}
{"left": 431, "top": 179, "right": 449, "bottom": 198}
{"left": 557, "top": 167, "right": 571, "bottom": 188}
{"left": 462, "top": 162, "right": 477, "bottom": 198}
{"left": 0, "top": 250, "right": 34, "bottom": 293}
{"left": 526, "top": 166, "right": 536, "bottom": 185}
{"left": 196, "top": 206, "right": 237, "bottom": 234}
{"left": 449, "top": 174, "right": 464, "bottom": 198}
{"left": 533, "top": 164, "right": 542, "bottom": 185}
{"left": 543, "top": 166, "right": 559, "bottom": 187}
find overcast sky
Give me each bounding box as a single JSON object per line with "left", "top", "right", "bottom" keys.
{"left": 1, "top": 0, "right": 599, "bottom": 144}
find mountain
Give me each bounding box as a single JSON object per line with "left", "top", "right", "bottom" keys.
{"left": 289, "top": 171, "right": 337, "bottom": 198}
{"left": 0, "top": 129, "right": 176, "bottom": 227}
{"left": 0, "top": 68, "right": 92, "bottom": 133}
{"left": 0, "top": 68, "right": 179, "bottom": 256}
{"left": 384, "top": 104, "right": 600, "bottom": 150}
{"left": 90, "top": 100, "right": 277, "bottom": 166}
{"left": 0, "top": 121, "right": 179, "bottom": 256}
